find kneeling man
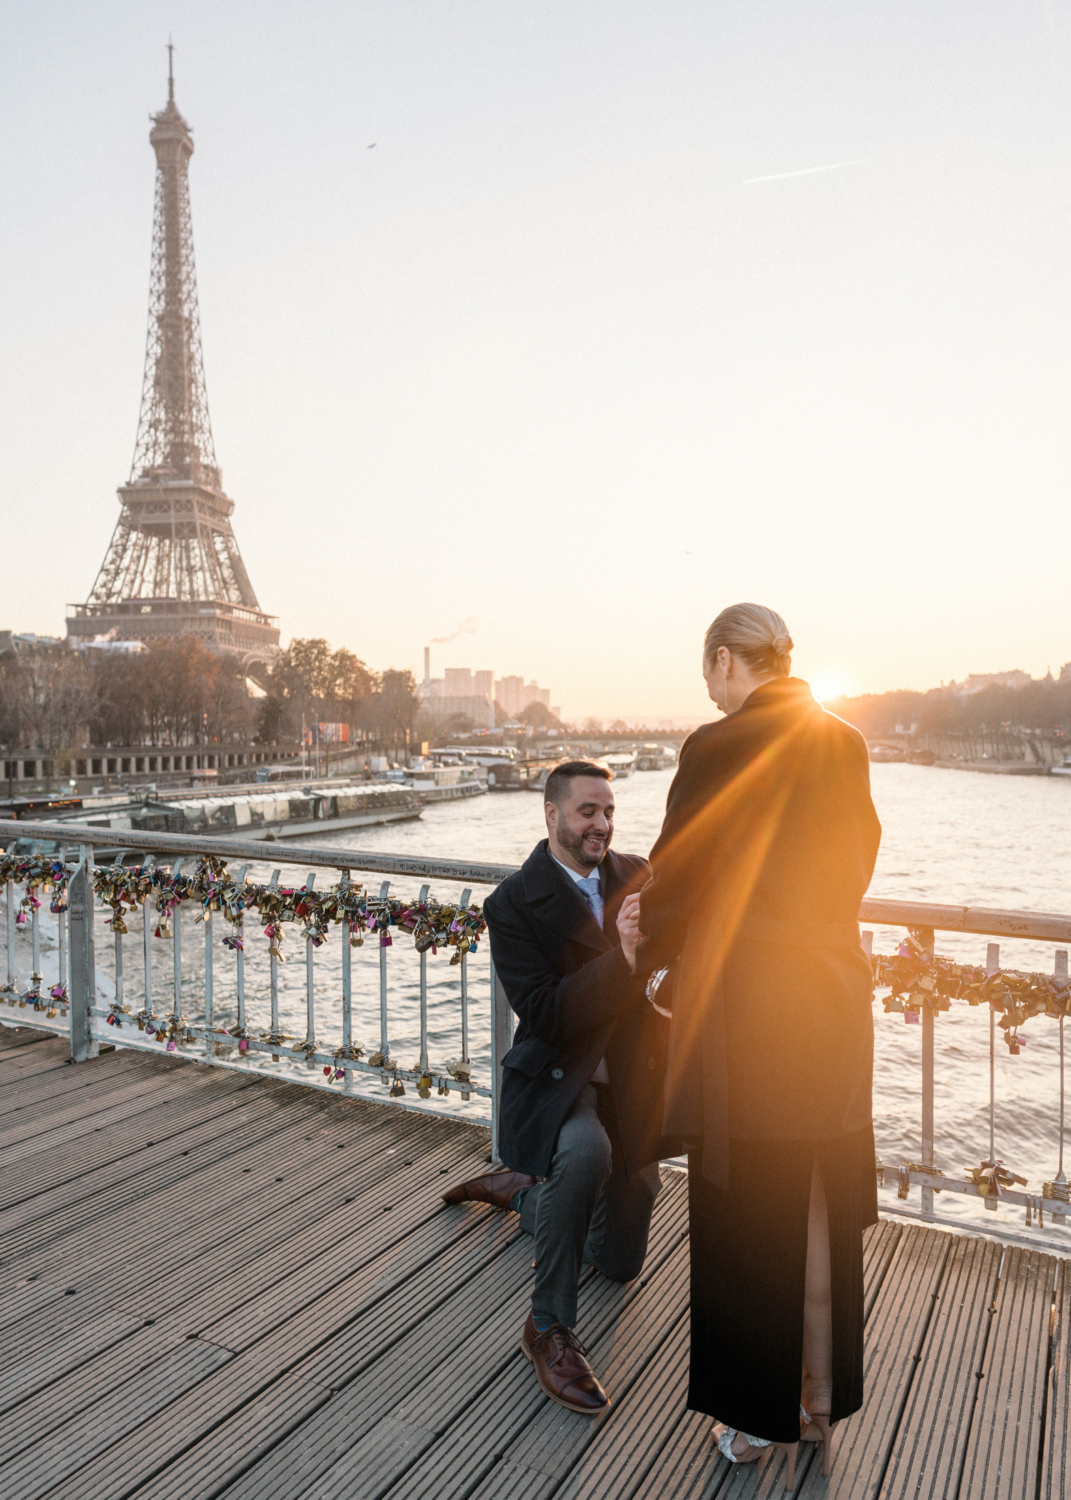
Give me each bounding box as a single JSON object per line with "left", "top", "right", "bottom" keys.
{"left": 442, "top": 760, "right": 666, "bottom": 1413}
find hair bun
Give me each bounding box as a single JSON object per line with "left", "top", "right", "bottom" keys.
{"left": 703, "top": 603, "right": 793, "bottom": 678}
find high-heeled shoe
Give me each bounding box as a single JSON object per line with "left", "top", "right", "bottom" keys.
{"left": 799, "top": 1403, "right": 836, "bottom": 1477}
{"left": 716, "top": 1425, "right": 800, "bottom": 1491}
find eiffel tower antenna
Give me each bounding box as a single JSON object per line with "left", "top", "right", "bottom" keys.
{"left": 67, "top": 54, "right": 279, "bottom": 667}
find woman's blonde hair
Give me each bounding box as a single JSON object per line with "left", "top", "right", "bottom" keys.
{"left": 703, "top": 603, "right": 793, "bottom": 677}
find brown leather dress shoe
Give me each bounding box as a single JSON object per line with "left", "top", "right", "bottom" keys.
{"left": 520, "top": 1311, "right": 610, "bottom": 1414}
{"left": 441, "top": 1169, "right": 538, "bottom": 1211}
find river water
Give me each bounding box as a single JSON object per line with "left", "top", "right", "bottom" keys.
{"left": 10, "top": 760, "right": 1070, "bottom": 1239}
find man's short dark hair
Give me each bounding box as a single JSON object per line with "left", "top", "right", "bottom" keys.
{"left": 544, "top": 759, "right": 612, "bottom": 807}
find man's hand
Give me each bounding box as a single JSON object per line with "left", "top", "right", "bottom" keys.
{"left": 616, "top": 893, "right": 642, "bottom": 974}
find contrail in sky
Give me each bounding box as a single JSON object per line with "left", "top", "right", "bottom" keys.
{"left": 743, "top": 159, "right": 865, "bottom": 185}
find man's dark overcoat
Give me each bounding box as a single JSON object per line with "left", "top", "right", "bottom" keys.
{"left": 485, "top": 841, "right": 668, "bottom": 1179}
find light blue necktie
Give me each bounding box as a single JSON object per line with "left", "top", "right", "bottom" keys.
{"left": 577, "top": 874, "right": 604, "bottom": 930}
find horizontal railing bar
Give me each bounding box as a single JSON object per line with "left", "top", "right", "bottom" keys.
{"left": 83, "top": 1013, "right": 491, "bottom": 1095}
{"left": 5, "top": 819, "right": 1071, "bottom": 940}
{"left": 859, "top": 897, "right": 1071, "bottom": 943}
{"left": 884, "top": 1166, "right": 1070, "bottom": 1216}
{"left": 0, "top": 820, "right": 517, "bottom": 886}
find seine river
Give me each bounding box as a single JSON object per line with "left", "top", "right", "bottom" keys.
{"left": 16, "top": 760, "right": 1069, "bottom": 1241}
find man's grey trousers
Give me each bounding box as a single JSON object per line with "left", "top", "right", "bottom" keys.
{"left": 519, "top": 1082, "right": 662, "bottom": 1328}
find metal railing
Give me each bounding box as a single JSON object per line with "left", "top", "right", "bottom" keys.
{"left": 0, "top": 819, "right": 515, "bottom": 1157}
{"left": 2, "top": 816, "right": 1070, "bottom": 1237}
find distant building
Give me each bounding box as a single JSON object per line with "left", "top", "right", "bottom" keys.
{"left": 956, "top": 671, "right": 1033, "bottom": 694}
{"left": 496, "top": 674, "right": 552, "bottom": 718}
{"left": 419, "top": 656, "right": 556, "bottom": 730}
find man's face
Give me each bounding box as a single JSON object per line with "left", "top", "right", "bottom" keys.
{"left": 545, "top": 776, "right": 615, "bottom": 872}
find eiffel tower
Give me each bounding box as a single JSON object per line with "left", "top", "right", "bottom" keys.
{"left": 67, "top": 52, "right": 279, "bottom": 667}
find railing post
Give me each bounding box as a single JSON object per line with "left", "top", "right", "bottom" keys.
{"left": 69, "top": 846, "right": 97, "bottom": 1062}
{"left": 489, "top": 958, "right": 512, "bottom": 1164}
{"left": 911, "top": 925, "right": 936, "bottom": 1217}
{"left": 1056, "top": 949, "right": 1067, "bottom": 1194}
{"left": 3, "top": 867, "right": 15, "bottom": 994}
{"left": 987, "top": 941, "right": 1000, "bottom": 1168}
{"left": 377, "top": 880, "right": 391, "bottom": 1069}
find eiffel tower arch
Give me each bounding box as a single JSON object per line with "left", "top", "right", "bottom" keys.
{"left": 67, "top": 53, "right": 280, "bottom": 672}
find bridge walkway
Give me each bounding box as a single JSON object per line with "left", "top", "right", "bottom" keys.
{"left": 0, "top": 1024, "right": 1065, "bottom": 1499}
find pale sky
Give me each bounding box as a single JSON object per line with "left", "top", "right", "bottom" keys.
{"left": 4, "top": 2, "right": 1071, "bottom": 721}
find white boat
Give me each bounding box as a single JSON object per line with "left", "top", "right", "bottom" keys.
{"left": 602, "top": 751, "right": 637, "bottom": 779}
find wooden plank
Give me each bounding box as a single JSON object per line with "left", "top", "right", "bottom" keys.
{"left": 462, "top": 1256, "right": 692, "bottom": 1500}
{"left": 626, "top": 1410, "right": 723, "bottom": 1500}
{"left": 0, "top": 1067, "right": 266, "bottom": 1212}
{"left": 331, "top": 1219, "right": 692, "bottom": 1500}
{"left": 0, "top": 1272, "right": 71, "bottom": 1330}
{"left": 372, "top": 1179, "right": 692, "bottom": 1500}
{"left": 0, "top": 1093, "right": 488, "bottom": 1497}
{"left": 36, "top": 1103, "right": 475, "bottom": 1290}
{"left": 0, "top": 1046, "right": 148, "bottom": 1115}
{"left": 794, "top": 1224, "right": 952, "bottom": 1498}
{"left": 0, "top": 1291, "right": 137, "bottom": 1372}
{"left": 197, "top": 1142, "right": 498, "bottom": 1353}
{"left": 118, "top": 1372, "right": 333, "bottom": 1500}
{"left": 216, "top": 1182, "right": 686, "bottom": 1500}
{"left": 0, "top": 1024, "right": 60, "bottom": 1052}
{"left": 52, "top": 1212, "right": 529, "bottom": 1499}
{"left": 2, "top": 1082, "right": 338, "bottom": 1236}
{"left": 1, "top": 1042, "right": 1055, "bottom": 1500}
{"left": 958, "top": 1247, "right": 1054, "bottom": 1499}
{"left": 130, "top": 1217, "right": 531, "bottom": 1500}
{"left": 0, "top": 1056, "right": 235, "bottom": 1153}
{"left": 0, "top": 1172, "right": 489, "bottom": 1468}
{"left": 0, "top": 1308, "right": 142, "bottom": 1412}
{"left": 0, "top": 1306, "right": 226, "bottom": 1466}
{"left": 0, "top": 1086, "right": 321, "bottom": 1253}
{"left": 864, "top": 1219, "right": 903, "bottom": 1319}
{"left": 1040, "top": 1256, "right": 1069, "bottom": 1500}
{"left": 0, "top": 1036, "right": 75, "bottom": 1079}
{"left": 0, "top": 1069, "right": 256, "bottom": 1194}
{"left": 878, "top": 1233, "right": 1001, "bottom": 1499}
{"left": 0, "top": 1339, "right": 232, "bottom": 1499}
{"left": 0, "top": 1080, "right": 291, "bottom": 1241}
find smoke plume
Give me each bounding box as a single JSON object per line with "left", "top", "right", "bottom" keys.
{"left": 429, "top": 616, "right": 478, "bottom": 646}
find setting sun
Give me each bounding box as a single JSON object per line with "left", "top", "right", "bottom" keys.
{"left": 813, "top": 677, "right": 847, "bottom": 704}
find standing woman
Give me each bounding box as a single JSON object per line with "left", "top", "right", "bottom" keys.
{"left": 628, "top": 604, "right": 881, "bottom": 1488}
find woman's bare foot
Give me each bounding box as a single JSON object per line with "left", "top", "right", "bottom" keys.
{"left": 731, "top": 1431, "right": 765, "bottom": 1462}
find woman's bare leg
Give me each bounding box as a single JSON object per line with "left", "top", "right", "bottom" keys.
{"left": 802, "top": 1157, "right": 833, "bottom": 1415}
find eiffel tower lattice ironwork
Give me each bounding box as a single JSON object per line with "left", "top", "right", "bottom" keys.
{"left": 67, "top": 53, "right": 279, "bottom": 666}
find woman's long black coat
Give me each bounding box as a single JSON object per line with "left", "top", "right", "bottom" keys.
{"left": 637, "top": 677, "right": 882, "bottom": 1186}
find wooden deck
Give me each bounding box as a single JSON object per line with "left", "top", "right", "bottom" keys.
{"left": 0, "top": 1022, "right": 1066, "bottom": 1500}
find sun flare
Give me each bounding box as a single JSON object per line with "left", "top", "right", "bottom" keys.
{"left": 813, "top": 676, "right": 847, "bottom": 705}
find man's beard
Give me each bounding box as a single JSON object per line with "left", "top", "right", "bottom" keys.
{"left": 556, "top": 821, "right": 610, "bottom": 869}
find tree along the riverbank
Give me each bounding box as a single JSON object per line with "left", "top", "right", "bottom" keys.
{"left": 0, "top": 635, "right": 422, "bottom": 755}
{"left": 255, "top": 640, "right": 420, "bottom": 752}
{"left": 0, "top": 638, "right": 253, "bottom": 751}
{"left": 829, "top": 676, "right": 1071, "bottom": 741}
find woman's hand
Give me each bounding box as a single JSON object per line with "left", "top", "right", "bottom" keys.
{"left": 616, "top": 893, "right": 642, "bottom": 974}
